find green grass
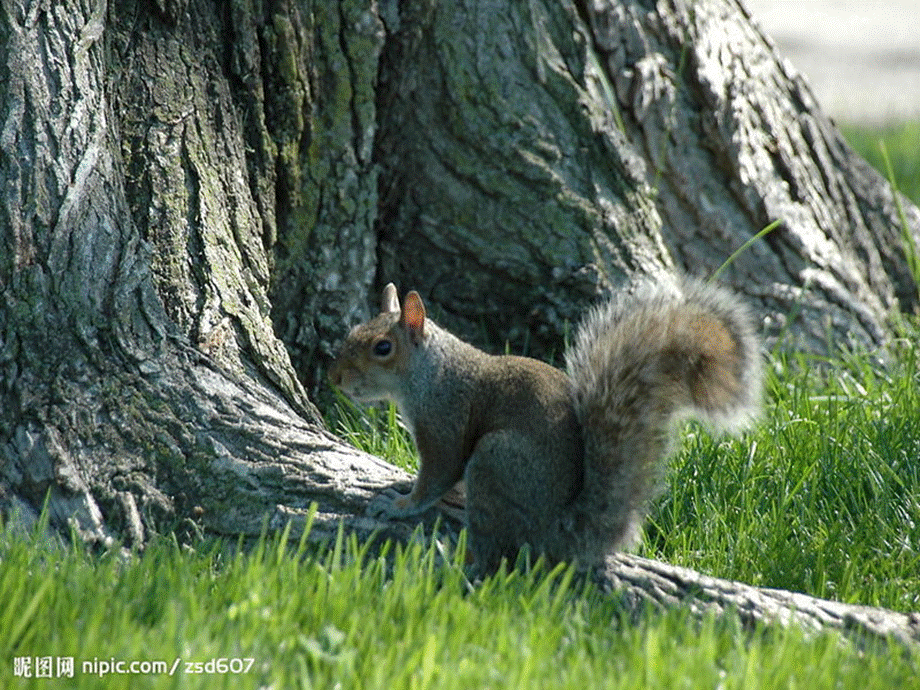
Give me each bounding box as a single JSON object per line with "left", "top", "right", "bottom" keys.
{"left": 841, "top": 121, "right": 920, "bottom": 206}
{"left": 647, "top": 343, "right": 920, "bottom": 613}
{"left": 1, "top": 513, "right": 918, "bottom": 689}
{"left": 841, "top": 121, "right": 920, "bottom": 296}
{"left": 2, "top": 122, "right": 920, "bottom": 688}
{"left": 2, "top": 350, "right": 917, "bottom": 690}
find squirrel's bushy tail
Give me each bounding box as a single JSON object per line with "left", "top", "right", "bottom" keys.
{"left": 560, "top": 278, "right": 762, "bottom": 563}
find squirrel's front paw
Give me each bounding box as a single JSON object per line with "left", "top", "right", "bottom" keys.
{"left": 367, "top": 488, "right": 419, "bottom": 520}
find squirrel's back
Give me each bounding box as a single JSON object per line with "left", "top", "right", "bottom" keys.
{"left": 556, "top": 278, "right": 762, "bottom": 562}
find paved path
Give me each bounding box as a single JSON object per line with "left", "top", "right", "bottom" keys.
{"left": 746, "top": 1, "right": 920, "bottom": 125}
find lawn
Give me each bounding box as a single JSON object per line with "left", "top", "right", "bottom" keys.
{"left": 842, "top": 121, "right": 920, "bottom": 205}
{"left": 2, "top": 123, "right": 919, "bottom": 688}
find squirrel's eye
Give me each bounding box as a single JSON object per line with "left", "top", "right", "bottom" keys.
{"left": 373, "top": 340, "right": 392, "bottom": 357}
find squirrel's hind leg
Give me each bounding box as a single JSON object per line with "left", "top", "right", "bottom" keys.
{"left": 463, "top": 432, "right": 567, "bottom": 573}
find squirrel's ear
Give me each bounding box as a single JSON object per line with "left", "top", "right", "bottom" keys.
{"left": 381, "top": 283, "right": 400, "bottom": 313}
{"left": 401, "top": 291, "right": 426, "bottom": 339}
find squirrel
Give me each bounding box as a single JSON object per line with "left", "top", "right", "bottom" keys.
{"left": 329, "top": 278, "right": 761, "bottom": 573}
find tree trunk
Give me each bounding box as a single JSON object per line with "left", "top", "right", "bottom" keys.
{"left": 374, "top": 0, "right": 919, "bottom": 358}
{"left": 0, "top": 0, "right": 388, "bottom": 545}
{"left": 1, "top": 0, "right": 917, "bottom": 645}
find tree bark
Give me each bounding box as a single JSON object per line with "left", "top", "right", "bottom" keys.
{"left": 0, "top": 0, "right": 387, "bottom": 545}
{"left": 375, "top": 0, "right": 920, "bottom": 357}
{"left": 1, "top": 0, "right": 917, "bottom": 647}
{"left": 602, "top": 553, "right": 920, "bottom": 649}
